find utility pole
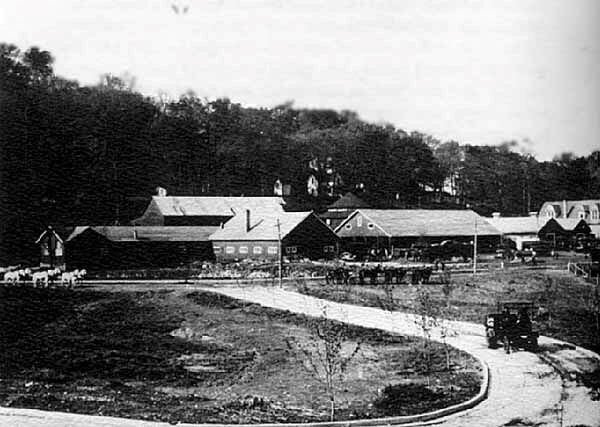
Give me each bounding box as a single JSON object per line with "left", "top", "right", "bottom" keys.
{"left": 276, "top": 219, "right": 283, "bottom": 287}
{"left": 473, "top": 219, "right": 478, "bottom": 276}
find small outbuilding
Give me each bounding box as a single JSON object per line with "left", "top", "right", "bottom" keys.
{"left": 209, "top": 210, "right": 339, "bottom": 262}
{"left": 35, "top": 226, "right": 67, "bottom": 269}
{"left": 485, "top": 213, "right": 549, "bottom": 250}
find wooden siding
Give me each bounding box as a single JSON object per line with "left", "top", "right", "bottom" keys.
{"left": 336, "top": 212, "right": 387, "bottom": 238}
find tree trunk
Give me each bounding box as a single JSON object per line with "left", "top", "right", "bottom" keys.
{"left": 329, "top": 396, "right": 335, "bottom": 422}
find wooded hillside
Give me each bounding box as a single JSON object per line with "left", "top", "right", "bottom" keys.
{"left": 1, "top": 43, "right": 599, "bottom": 263}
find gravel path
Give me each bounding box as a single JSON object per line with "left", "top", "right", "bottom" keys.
{"left": 1, "top": 284, "right": 599, "bottom": 427}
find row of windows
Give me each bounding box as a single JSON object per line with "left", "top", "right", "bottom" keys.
{"left": 214, "top": 245, "right": 278, "bottom": 255}
{"left": 214, "top": 245, "right": 336, "bottom": 256}
{"left": 345, "top": 220, "right": 375, "bottom": 230}
{"left": 546, "top": 208, "right": 599, "bottom": 220}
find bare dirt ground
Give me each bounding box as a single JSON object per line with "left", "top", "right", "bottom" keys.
{"left": 0, "top": 286, "right": 479, "bottom": 425}
{"left": 2, "top": 281, "right": 599, "bottom": 426}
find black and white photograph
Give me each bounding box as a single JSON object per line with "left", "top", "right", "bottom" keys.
{"left": 1, "top": 1, "right": 599, "bottom": 426}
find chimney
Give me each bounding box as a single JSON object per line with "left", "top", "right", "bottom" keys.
{"left": 562, "top": 200, "right": 567, "bottom": 218}
{"left": 492, "top": 212, "right": 501, "bottom": 219}
{"left": 246, "top": 209, "right": 251, "bottom": 232}
{"left": 156, "top": 186, "right": 167, "bottom": 197}
{"left": 529, "top": 211, "right": 538, "bottom": 217}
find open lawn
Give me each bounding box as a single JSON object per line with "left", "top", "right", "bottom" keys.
{"left": 0, "top": 286, "right": 481, "bottom": 424}
{"left": 298, "top": 269, "right": 600, "bottom": 353}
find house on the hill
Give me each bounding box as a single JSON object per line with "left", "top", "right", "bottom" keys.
{"left": 485, "top": 213, "right": 549, "bottom": 250}
{"left": 319, "top": 192, "right": 370, "bottom": 229}
{"left": 537, "top": 218, "right": 591, "bottom": 248}
{"left": 132, "top": 196, "right": 286, "bottom": 226}
{"left": 209, "top": 210, "right": 339, "bottom": 262}
{"left": 539, "top": 200, "right": 600, "bottom": 223}
{"left": 65, "top": 226, "right": 218, "bottom": 269}
{"left": 335, "top": 209, "right": 501, "bottom": 256}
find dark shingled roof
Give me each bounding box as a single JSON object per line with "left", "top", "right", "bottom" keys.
{"left": 327, "top": 192, "right": 370, "bottom": 210}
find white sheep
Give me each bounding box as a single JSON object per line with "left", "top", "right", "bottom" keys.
{"left": 3, "top": 270, "right": 19, "bottom": 284}
{"left": 32, "top": 271, "right": 49, "bottom": 288}
{"left": 60, "top": 271, "right": 77, "bottom": 287}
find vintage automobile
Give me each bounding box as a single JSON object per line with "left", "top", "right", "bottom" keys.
{"left": 485, "top": 300, "right": 539, "bottom": 353}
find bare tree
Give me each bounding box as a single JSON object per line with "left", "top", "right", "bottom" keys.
{"left": 287, "top": 305, "right": 361, "bottom": 421}
{"left": 413, "top": 289, "right": 441, "bottom": 383}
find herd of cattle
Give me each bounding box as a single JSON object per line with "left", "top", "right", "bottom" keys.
{"left": 1, "top": 266, "right": 86, "bottom": 288}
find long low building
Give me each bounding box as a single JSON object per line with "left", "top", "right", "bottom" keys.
{"left": 65, "top": 226, "right": 218, "bottom": 269}
{"left": 335, "top": 209, "right": 501, "bottom": 256}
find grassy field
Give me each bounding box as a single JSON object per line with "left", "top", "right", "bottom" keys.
{"left": 298, "top": 269, "right": 600, "bottom": 353}
{"left": 0, "top": 286, "right": 481, "bottom": 424}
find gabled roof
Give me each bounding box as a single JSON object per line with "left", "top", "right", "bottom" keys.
{"left": 149, "top": 196, "right": 285, "bottom": 217}
{"left": 209, "top": 211, "right": 317, "bottom": 241}
{"left": 541, "top": 200, "right": 600, "bottom": 215}
{"left": 553, "top": 218, "right": 587, "bottom": 231}
{"left": 485, "top": 216, "right": 549, "bottom": 234}
{"left": 66, "top": 226, "right": 218, "bottom": 242}
{"left": 35, "top": 227, "right": 65, "bottom": 244}
{"left": 336, "top": 209, "right": 501, "bottom": 237}
{"left": 327, "top": 192, "right": 370, "bottom": 210}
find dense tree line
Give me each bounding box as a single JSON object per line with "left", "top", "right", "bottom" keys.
{"left": 1, "top": 43, "right": 599, "bottom": 263}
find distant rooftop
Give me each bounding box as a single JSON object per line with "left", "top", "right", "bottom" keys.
{"left": 327, "top": 192, "right": 370, "bottom": 210}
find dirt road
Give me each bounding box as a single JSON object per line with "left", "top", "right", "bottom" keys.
{"left": 1, "top": 284, "right": 598, "bottom": 427}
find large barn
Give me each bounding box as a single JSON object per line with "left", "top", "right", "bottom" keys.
{"left": 210, "top": 210, "right": 339, "bottom": 262}
{"left": 335, "top": 209, "right": 501, "bottom": 256}
{"left": 132, "top": 196, "right": 286, "bottom": 226}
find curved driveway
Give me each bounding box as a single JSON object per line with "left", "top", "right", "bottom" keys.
{"left": 1, "top": 284, "right": 599, "bottom": 427}
{"left": 205, "top": 286, "right": 600, "bottom": 427}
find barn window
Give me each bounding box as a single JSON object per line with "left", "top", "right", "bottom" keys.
{"left": 253, "top": 246, "right": 262, "bottom": 254}
{"left": 239, "top": 246, "right": 248, "bottom": 254}
{"left": 368, "top": 223, "right": 375, "bottom": 229}
{"left": 268, "top": 246, "right": 278, "bottom": 254}
{"left": 345, "top": 223, "right": 352, "bottom": 230}
{"left": 225, "top": 246, "right": 235, "bottom": 254}
{"left": 55, "top": 244, "right": 63, "bottom": 256}
{"left": 592, "top": 210, "right": 599, "bottom": 220}
{"left": 326, "top": 218, "right": 331, "bottom": 226}
{"left": 213, "top": 246, "right": 222, "bottom": 253}
{"left": 286, "top": 246, "right": 297, "bottom": 254}
{"left": 357, "top": 216, "right": 363, "bottom": 227}
{"left": 323, "top": 245, "right": 334, "bottom": 253}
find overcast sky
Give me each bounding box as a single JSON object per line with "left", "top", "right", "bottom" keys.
{"left": 1, "top": 0, "right": 599, "bottom": 160}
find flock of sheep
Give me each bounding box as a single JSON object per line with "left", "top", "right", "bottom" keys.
{"left": 1, "top": 266, "right": 86, "bottom": 288}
